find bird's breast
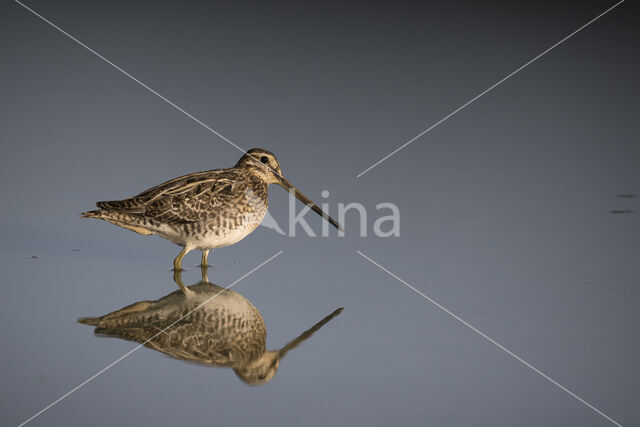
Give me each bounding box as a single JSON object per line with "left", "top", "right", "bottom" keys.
{"left": 186, "top": 208, "right": 267, "bottom": 250}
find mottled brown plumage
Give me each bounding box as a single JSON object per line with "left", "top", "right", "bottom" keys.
{"left": 78, "top": 270, "right": 343, "bottom": 385}
{"left": 82, "top": 148, "right": 342, "bottom": 269}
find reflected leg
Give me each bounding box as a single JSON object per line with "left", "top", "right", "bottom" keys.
{"left": 173, "top": 247, "right": 189, "bottom": 271}
{"left": 201, "top": 264, "right": 209, "bottom": 284}
{"left": 172, "top": 269, "right": 191, "bottom": 294}
{"left": 200, "top": 249, "right": 211, "bottom": 267}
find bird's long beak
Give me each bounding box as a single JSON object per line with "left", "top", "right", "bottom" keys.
{"left": 277, "top": 176, "right": 344, "bottom": 231}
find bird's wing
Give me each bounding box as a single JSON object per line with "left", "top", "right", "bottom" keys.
{"left": 96, "top": 170, "right": 211, "bottom": 214}
{"left": 94, "top": 321, "right": 241, "bottom": 365}
{"left": 96, "top": 170, "right": 224, "bottom": 213}
{"left": 135, "top": 170, "right": 222, "bottom": 198}
{"left": 96, "top": 169, "right": 251, "bottom": 223}
{"left": 142, "top": 171, "right": 250, "bottom": 224}
{"left": 146, "top": 323, "right": 236, "bottom": 365}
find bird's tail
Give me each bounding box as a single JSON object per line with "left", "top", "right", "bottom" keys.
{"left": 80, "top": 209, "right": 103, "bottom": 219}
{"left": 78, "top": 300, "right": 155, "bottom": 329}
{"left": 79, "top": 209, "right": 155, "bottom": 236}
{"left": 77, "top": 316, "right": 99, "bottom": 326}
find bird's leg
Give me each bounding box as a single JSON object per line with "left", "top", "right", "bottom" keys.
{"left": 173, "top": 247, "right": 188, "bottom": 271}
{"left": 200, "top": 249, "right": 211, "bottom": 267}
{"left": 173, "top": 269, "right": 191, "bottom": 295}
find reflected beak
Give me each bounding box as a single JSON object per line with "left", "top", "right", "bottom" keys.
{"left": 277, "top": 176, "right": 343, "bottom": 231}
{"left": 278, "top": 307, "right": 344, "bottom": 359}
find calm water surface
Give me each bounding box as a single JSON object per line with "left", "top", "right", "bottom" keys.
{"left": 2, "top": 1, "right": 639, "bottom": 426}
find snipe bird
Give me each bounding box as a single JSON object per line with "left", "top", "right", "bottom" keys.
{"left": 82, "top": 148, "right": 342, "bottom": 270}
{"left": 78, "top": 270, "right": 343, "bottom": 385}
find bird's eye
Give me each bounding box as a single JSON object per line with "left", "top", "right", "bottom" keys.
{"left": 260, "top": 156, "right": 269, "bottom": 164}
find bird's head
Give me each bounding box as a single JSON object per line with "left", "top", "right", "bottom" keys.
{"left": 233, "top": 350, "right": 280, "bottom": 385}
{"left": 236, "top": 148, "right": 283, "bottom": 184}
{"left": 231, "top": 307, "right": 343, "bottom": 386}
{"left": 236, "top": 148, "right": 343, "bottom": 231}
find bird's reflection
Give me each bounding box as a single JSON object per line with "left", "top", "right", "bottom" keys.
{"left": 78, "top": 268, "right": 343, "bottom": 385}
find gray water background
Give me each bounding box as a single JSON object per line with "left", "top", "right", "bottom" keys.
{"left": 1, "top": 1, "right": 639, "bottom": 426}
